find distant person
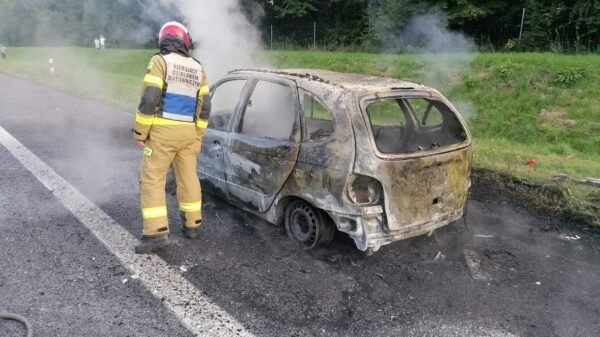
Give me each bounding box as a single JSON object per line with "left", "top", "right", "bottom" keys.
{"left": 132, "top": 21, "right": 211, "bottom": 254}
{"left": 0, "top": 44, "right": 6, "bottom": 59}
{"left": 48, "top": 58, "right": 55, "bottom": 75}
{"left": 94, "top": 38, "right": 100, "bottom": 49}
{"left": 99, "top": 35, "right": 106, "bottom": 49}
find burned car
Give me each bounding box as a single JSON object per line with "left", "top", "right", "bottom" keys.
{"left": 197, "top": 69, "right": 472, "bottom": 253}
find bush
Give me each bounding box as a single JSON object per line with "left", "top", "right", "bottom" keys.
{"left": 495, "top": 60, "right": 515, "bottom": 78}
{"left": 552, "top": 67, "right": 585, "bottom": 86}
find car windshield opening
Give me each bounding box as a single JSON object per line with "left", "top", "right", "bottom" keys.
{"left": 366, "top": 97, "right": 467, "bottom": 154}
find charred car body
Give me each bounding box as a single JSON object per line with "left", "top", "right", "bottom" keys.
{"left": 198, "top": 69, "right": 472, "bottom": 253}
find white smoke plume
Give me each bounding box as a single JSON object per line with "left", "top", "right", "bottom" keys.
{"left": 152, "top": 0, "right": 267, "bottom": 79}
{"left": 411, "top": 13, "right": 477, "bottom": 120}
{"left": 377, "top": 12, "right": 477, "bottom": 119}
{"left": 0, "top": 0, "right": 268, "bottom": 207}
{"left": 401, "top": 13, "right": 475, "bottom": 54}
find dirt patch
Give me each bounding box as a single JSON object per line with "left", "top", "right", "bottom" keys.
{"left": 472, "top": 168, "right": 600, "bottom": 228}
{"left": 539, "top": 108, "right": 577, "bottom": 127}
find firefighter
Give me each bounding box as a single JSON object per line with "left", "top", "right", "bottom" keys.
{"left": 133, "top": 21, "right": 211, "bottom": 254}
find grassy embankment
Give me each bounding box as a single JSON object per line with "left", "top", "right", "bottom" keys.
{"left": 1, "top": 48, "right": 599, "bottom": 225}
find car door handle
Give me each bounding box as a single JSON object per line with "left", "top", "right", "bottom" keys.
{"left": 213, "top": 140, "right": 221, "bottom": 145}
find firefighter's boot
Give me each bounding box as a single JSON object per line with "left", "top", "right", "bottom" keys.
{"left": 134, "top": 235, "right": 172, "bottom": 254}
{"left": 181, "top": 211, "right": 202, "bottom": 239}
{"left": 182, "top": 223, "right": 202, "bottom": 239}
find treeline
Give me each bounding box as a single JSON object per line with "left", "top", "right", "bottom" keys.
{"left": 265, "top": 0, "right": 600, "bottom": 52}
{"left": 0, "top": 0, "right": 174, "bottom": 47}
{"left": 1, "top": 0, "right": 600, "bottom": 52}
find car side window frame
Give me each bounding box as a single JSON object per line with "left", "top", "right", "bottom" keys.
{"left": 232, "top": 77, "right": 301, "bottom": 143}
{"left": 208, "top": 76, "right": 252, "bottom": 132}
{"left": 299, "top": 89, "right": 336, "bottom": 143}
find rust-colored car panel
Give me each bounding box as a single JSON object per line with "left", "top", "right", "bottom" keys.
{"left": 198, "top": 69, "right": 472, "bottom": 253}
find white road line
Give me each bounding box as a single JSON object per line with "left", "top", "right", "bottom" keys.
{"left": 0, "top": 125, "right": 254, "bottom": 337}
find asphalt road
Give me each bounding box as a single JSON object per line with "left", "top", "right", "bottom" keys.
{"left": 1, "top": 73, "right": 599, "bottom": 337}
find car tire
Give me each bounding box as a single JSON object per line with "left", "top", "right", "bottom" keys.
{"left": 284, "top": 200, "right": 334, "bottom": 249}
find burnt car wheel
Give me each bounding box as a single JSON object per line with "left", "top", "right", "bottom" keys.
{"left": 285, "top": 200, "right": 334, "bottom": 249}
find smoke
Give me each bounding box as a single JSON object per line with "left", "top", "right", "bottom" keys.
{"left": 378, "top": 12, "right": 477, "bottom": 120}
{"left": 148, "top": 0, "right": 267, "bottom": 79}
{"left": 0, "top": 1, "right": 268, "bottom": 209}
{"left": 401, "top": 13, "right": 476, "bottom": 54}
{"left": 4, "top": 0, "right": 266, "bottom": 77}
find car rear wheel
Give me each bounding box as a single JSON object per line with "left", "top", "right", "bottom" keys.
{"left": 284, "top": 200, "right": 335, "bottom": 249}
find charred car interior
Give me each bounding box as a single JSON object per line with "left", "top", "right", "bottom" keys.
{"left": 366, "top": 97, "right": 467, "bottom": 154}
{"left": 198, "top": 69, "right": 472, "bottom": 254}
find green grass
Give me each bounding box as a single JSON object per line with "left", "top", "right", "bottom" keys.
{"left": 1, "top": 48, "right": 599, "bottom": 224}
{"left": 269, "top": 51, "right": 600, "bottom": 162}
{"left": 0, "top": 47, "right": 154, "bottom": 111}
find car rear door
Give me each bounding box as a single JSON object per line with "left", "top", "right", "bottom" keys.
{"left": 198, "top": 77, "right": 250, "bottom": 195}
{"left": 225, "top": 77, "right": 301, "bottom": 212}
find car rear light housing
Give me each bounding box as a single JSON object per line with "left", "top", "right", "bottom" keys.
{"left": 347, "top": 174, "right": 383, "bottom": 205}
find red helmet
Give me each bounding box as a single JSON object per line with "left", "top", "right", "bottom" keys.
{"left": 158, "top": 21, "right": 191, "bottom": 49}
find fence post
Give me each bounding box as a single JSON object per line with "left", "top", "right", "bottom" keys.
{"left": 270, "top": 24, "right": 273, "bottom": 50}
{"left": 519, "top": 8, "right": 526, "bottom": 42}
{"left": 313, "top": 21, "right": 316, "bottom": 49}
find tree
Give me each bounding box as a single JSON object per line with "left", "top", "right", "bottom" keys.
{"left": 1, "top": 0, "right": 600, "bottom": 51}
{"left": 365, "top": 0, "right": 435, "bottom": 50}
{"left": 272, "top": 0, "right": 317, "bottom": 18}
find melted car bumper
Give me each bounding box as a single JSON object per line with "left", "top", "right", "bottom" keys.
{"left": 327, "top": 207, "right": 464, "bottom": 252}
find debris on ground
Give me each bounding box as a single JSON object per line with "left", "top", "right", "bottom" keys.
{"left": 554, "top": 174, "right": 569, "bottom": 182}
{"left": 434, "top": 251, "right": 446, "bottom": 261}
{"left": 179, "top": 265, "right": 188, "bottom": 273}
{"left": 559, "top": 233, "right": 581, "bottom": 241}
{"left": 463, "top": 249, "right": 492, "bottom": 281}
{"left": 473, "top": 234, "right": 495, "bottom": 238}
{"left": 582, "top": 177, "right": 600, "bottom": 188}
{"left": 516, "top": 156, "right": 538, "bottom": 168}
{"left": 474, "top": 168, "right": 600, "bottom": 228}
{"left": 324, "top": 254, "right": 344, "bottom": 263}
{"left": 553, "top": 173, "right": 600, "bottom": 188}
{"left": 483, "top": 249, "right": 519, "bottom": 270}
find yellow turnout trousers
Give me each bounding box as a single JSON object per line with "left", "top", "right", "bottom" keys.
{"left": 140, "top": 125, "right": 203, "bottom": 237}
